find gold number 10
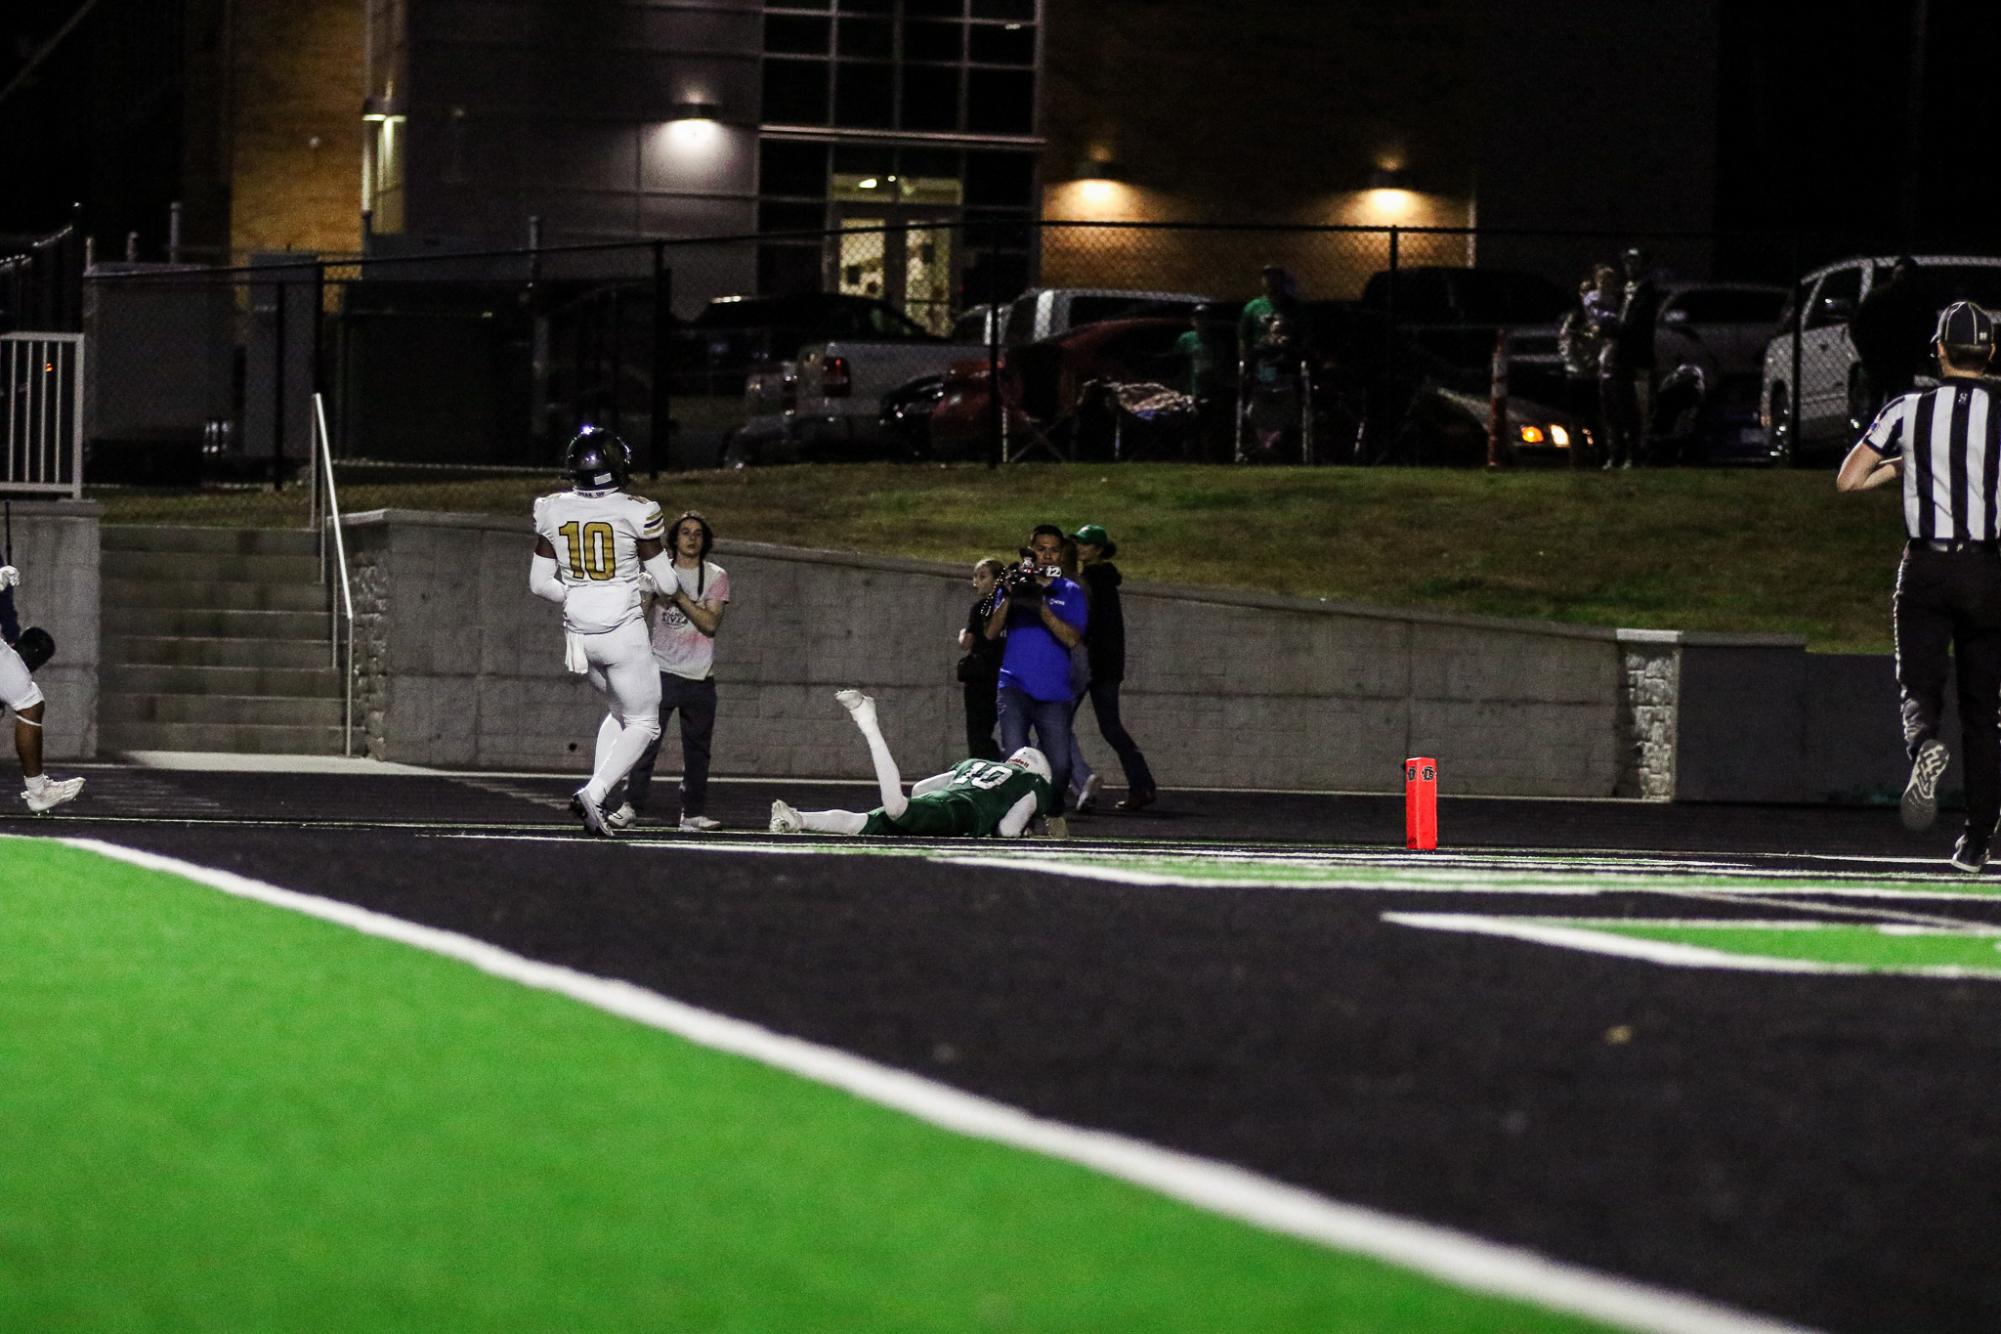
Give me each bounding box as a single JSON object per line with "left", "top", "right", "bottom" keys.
{"left": 557, "top": 521, "right": 616, "bottom": 581}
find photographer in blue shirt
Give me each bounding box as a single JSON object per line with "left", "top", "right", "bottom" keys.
{"left": 984, "top": 524, "right": 1088, "bottom": 830}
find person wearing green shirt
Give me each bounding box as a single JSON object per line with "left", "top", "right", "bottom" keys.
{"left": 1239, "top": 264, "right": 1298, "bottom": 353}
{"left": 770, "top": 688, "right": 1057, "bottom": 838}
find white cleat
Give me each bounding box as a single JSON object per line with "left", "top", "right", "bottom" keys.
{"left": 769, "top": 800, "right": 802, "bottom": 834}
{"left": 22, "top": 776, "right": 84, "bottom": 814}
{"left": 679, "top": 814, "right": 723, "bottom": 832}
{"left": 834, "top": 689, "right": 878, "bottom": 728}
{"left": 572, "top": 787, "right": 616, "bottom": 838}
{"left": 606, "top": 803, "right": 638, "bottom": 831}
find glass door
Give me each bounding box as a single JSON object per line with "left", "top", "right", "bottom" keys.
{"left": 828, "top": 175, "right": 963, "bottom": 334}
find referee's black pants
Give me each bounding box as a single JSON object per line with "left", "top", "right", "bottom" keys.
{"left": 1895, "top": 544, "right": 2001, "bottom": 842}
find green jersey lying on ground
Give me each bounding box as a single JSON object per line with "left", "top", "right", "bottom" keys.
{"left": 861, "top": 758, "right": 1055, "bottom": 838}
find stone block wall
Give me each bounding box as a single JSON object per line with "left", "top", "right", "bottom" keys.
{"left": 344, "top": 509, "right": 1628, "bottom": 795}
{"left": 4, "top": 502, "right": 101, "bottom": 760}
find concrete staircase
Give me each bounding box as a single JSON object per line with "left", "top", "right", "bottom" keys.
{"left": 99, "top": 526, "right": 349, "bottom": 755}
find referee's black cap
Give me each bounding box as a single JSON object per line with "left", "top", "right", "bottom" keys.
{"left": 1934, "top": 300, "right": 1995, "bottom": 350}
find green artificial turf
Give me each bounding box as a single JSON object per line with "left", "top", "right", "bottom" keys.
{"left": 1592, "top": 922, "right": 2001, "bottom": 974}
{"left": 94, "top": 463, "right": 1907, "bottom": 649}
{"left": 0, "top": 838, "right": 1611, "bottom": 1332}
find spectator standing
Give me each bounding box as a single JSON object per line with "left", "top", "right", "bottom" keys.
{"left": 1240, "top": 264, "right": 1300, "bottom": 353}
{"left": 984, "top": 524, "right": 1088, "bottom": 829}
{"left": 1851, "top": 257, "right": 1935, "bottom": 429}
{"left": 956, "top": 558, "right": 1007, "bottom": 760}
{"left": 1069, "top": 523, "right": 1157, "bottom": 811}
{"left": 1609, "top": 246, "right": 1662, "bottom": 464}
{"left": 1836, "top": 302, "right": 2001, "bottom": 874}
{"left": 1557, "top": 272, "right": 1608, "bottom": 467}
{"left": 612, "top": 510, "right": 731, "bottom": 832}
{"left": 1582, "top": 263, "right": 1634, "bottom": 469}
{"left": 1175, "top": 304, "right": 1232, "bottom": 461}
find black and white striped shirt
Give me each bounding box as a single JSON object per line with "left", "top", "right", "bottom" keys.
{"left": 1863, "top": 380, "right": 2001, "bottom": 541}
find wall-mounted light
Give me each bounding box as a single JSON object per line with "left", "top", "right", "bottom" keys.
{"left": 1367, "top": 166, "right": 1409, "bottom": 191}
{"left": 669, "top": 99, "right": 721, "bottom": 122}
{"left": 1073, "top": 160, "right": 1123, "bottom": 182}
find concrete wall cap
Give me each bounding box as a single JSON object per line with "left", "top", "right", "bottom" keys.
{"left": 2, "top": 499, "right": 104, "bottom": 519}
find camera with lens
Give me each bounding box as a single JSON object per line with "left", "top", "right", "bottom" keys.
{"left": 1002, "top": 550, "right": 1055, "bottom": 605}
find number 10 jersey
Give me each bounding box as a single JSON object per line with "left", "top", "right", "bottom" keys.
{"left": 533, "top": 488, "right": 666, "bottom": 634}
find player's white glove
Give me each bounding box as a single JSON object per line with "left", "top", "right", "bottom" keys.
{"left": 637, "top": 571, "right": 658, "bottom": 597}
{"left": 0, "top": 566, "right": 18, "bottom": 590}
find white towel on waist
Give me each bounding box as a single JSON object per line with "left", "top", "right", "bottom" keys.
{"left": 564, "top": 631, "right": 589, "bottom": 675}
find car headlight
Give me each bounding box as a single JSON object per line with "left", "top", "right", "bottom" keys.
{"left": 1549, "top": 424, "right": 1570, "bottom": 448}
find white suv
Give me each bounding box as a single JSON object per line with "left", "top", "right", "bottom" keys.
{"left": 1762, "top": 254, "right": 2001, "bottom": 464}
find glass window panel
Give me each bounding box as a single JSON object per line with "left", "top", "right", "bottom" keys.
{"left": 834, "top": 61, "right": 894, "bottom": 128}
{"left": 839, "top": 0, "right": 895, "bottom": 11}
{"left": 760, "top": 140, "right": 828, "bottom": 197}
{"left": 906, "top": 0, "right": 964, "bottom": 14}
{"left": 969, "top": 0, "right": 1035, "bottom": 19}
{"left": 964, "top": 151, "right": 1035, "bottom": 207}
{"left": 764, "top": 14, "right": 830, "bottom": 54}
{"left": 966, "top": 68, "right": 1033, "bottom": 133}
{"left": 898, "top": 146, "right": 959, "bottom": 177}
{"left": 759, "top": 201, "right": 826, "bottom": 233}
{"left": 969, "top": 23, "right": 1034, "bottom": 64}
{"left": 837, "top": 17, "right": 893, "bottom": 58}
{"left": 903, "top": 19, "right": 963, "bottom": 60}
{"left": 832, "top": 143, "right": 895, "bottom": 174}
{"left": 900, "top": 65, "right": 959, "bottom": 131}
{"left": 762, "top": 60, "right": 830, "bottom": 124}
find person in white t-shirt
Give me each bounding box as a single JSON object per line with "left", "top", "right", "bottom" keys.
{"left": 609, "top": 510, "right": 731, "bottom": 832}
{"left": 529, "top": 428, "right": 677, "bottom": 837}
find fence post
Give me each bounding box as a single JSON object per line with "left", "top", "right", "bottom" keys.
{"left": 1787, "top": 229, "right": 1803, "bottom": 464}
{"left": 1486, "top": 326, "right": 1508, "bottom": 470}
{"left": 986, "top": 220, "right": 1001, "bottom": 470}
{"left": 1384, "top": 225, "right": 1400, "bottom": 464}
{"left": 651, "top": 240, "right": 670, "bottom": 478}
{"left": 272, "top": 279, "right": 287, "bottom": 490}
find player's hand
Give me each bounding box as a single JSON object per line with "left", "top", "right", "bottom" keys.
{"left": 0, "top": 566, "right": 18, "bottom": 590}
{"left": 637, "top": 572, "right": 658, "bottom": 596}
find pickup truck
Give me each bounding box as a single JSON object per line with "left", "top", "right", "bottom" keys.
{"left": 999, "top": 287, "right": 1214, "bottom": 345}
{"left": 730, "top": 304, "right": 989, "bottom": 467}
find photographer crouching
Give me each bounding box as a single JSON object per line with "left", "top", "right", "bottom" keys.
{"left": 984, "top": 524, "right": 1089, "bottom": 832}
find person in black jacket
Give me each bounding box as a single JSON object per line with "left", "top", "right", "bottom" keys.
{"left": 1070, "top": 524, "right": 1157, "bottom": 810}
{"left": 1850, "top": 257, "right": 1935, "bottom": 431}
{"left": 955, "top": 559, "right": 1007, "bottom": 760}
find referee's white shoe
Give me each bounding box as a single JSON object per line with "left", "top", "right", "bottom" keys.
{"left": 1902, "top": 738, "right": 1950, "bottom": 832}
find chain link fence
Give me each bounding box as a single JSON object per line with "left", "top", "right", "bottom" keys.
{"left": 0, "top": 217, "right": 1981, "bottom": 523}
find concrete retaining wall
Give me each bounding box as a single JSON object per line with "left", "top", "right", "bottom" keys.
{"left": 4, "top": 501, "right": 100, "bottom": 760}
{"left": 344, "top": 508, "right": 1626, "bottom": 795}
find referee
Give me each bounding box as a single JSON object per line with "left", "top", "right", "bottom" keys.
{"left": 1837, "top": 300, "right": 2001, "bottom": 873}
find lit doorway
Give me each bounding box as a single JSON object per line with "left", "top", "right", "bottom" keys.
{"left": 829, "top": 173, "right": 962, "bottom": 334}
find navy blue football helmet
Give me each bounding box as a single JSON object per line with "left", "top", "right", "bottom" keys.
{"left": 564, "top": 426, "right": 632, "bottom": 490}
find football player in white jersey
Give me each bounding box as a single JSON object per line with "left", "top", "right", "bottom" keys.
{"left": 529, "top": 427, "right": 678, "bottom": 836}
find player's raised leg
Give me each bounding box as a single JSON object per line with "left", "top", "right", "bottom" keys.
{"left": 837, "top": 688, "right": 908, "bottom": 817}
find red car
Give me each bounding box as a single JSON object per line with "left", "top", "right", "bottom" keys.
{"left": 928, "top": 317, "right": 1192, "bottom": 459}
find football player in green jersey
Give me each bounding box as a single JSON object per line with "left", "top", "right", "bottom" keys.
{"left": 770, "top": 689, "right": 1058, "bottom": 838}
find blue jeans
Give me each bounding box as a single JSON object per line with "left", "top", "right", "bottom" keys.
{"left": 997, "top": 682, "right": 1073, "bottom": 815}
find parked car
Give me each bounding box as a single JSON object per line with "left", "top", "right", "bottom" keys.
{"left": 878, "top": 372, "right": 948, "bottom": 459}
{"left": 726, "top": 299, "right": 985, "bottom": 467}
{"left": 672, "top": 293, "right": 942, "bottom": 466}
{"left": 929, "top": 317, "right": 1194, "bottom": 460}
{"left": 1648, "top": 282, "right": 1786, "bottom": 464}
{"left": 999, "top": 287, "right": 1214, "bottom": 345}
{"left": 1762, "top": 255, "right": 2001, "bottom": 465}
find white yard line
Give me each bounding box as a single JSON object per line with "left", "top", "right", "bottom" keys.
{"left": 1385, "top": 912, "right": 2001, "bottom": 980}
{"left": 58, "top": 836, "right": 1813, "bottom": 1334}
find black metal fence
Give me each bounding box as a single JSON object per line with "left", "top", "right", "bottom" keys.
{"left": 0, "top": 217, "right": 1976, "bottom": 513}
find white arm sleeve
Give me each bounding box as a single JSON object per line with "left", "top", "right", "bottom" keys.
{"left": 641, "top": 548, "right": 678, "bottom": 593}
{"left": 529, "top": 553, "right": 566, "bottom": 604}
{"left": 910, "top": 772, "right": 953, "bottom": 799}
{"left": 997, "top": 793, "right": 1038, "bottom": 838}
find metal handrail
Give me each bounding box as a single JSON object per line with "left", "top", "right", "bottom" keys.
{"left": 311, "top": 393, "right": 356, "bottom": 757}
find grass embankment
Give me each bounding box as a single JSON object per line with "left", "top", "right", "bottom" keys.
{"left": 96, "top": 465, "right": 1905, "bottom": 650}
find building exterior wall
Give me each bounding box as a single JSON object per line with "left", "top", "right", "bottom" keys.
{"left": 230, "top": 0, "right": 368, "bottom": 257}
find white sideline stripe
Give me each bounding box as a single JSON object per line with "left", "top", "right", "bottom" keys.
{"left": 57, "top": 836, "right": 1811, "bottom": 1334}
{"left": 1385, "top": 913, "right": 2001, "bottom": 980}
